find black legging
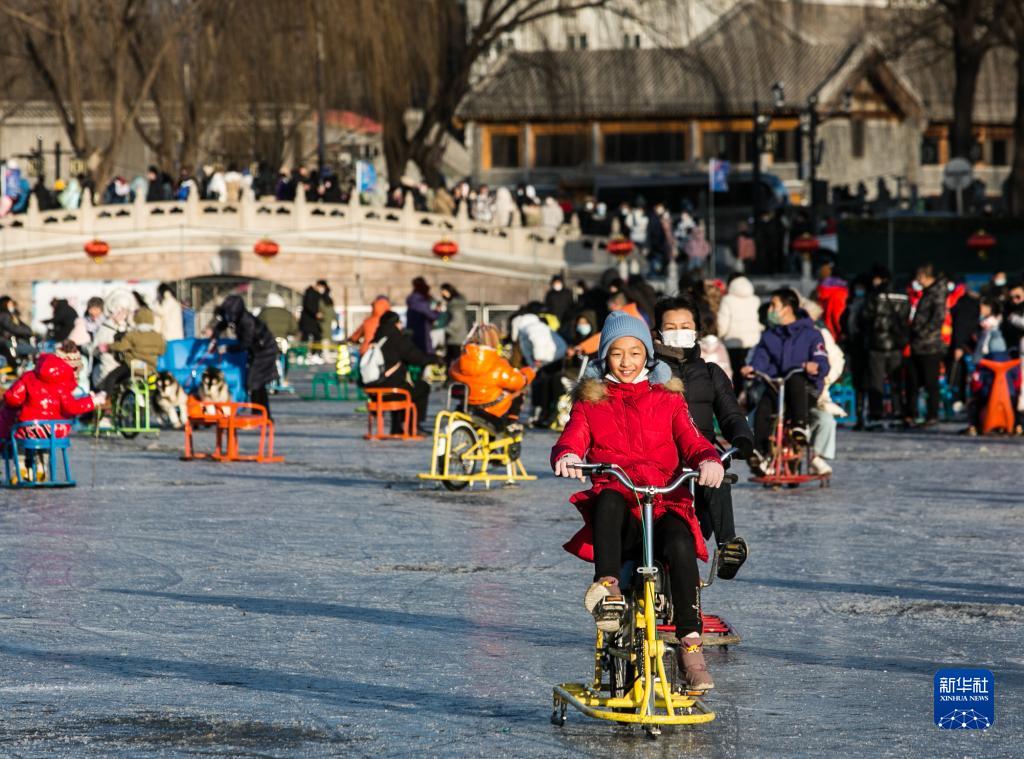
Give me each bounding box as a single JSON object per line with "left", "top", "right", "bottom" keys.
{"left": 530, "top": 361, "right": 563, "bottom": 422}
{"left": 592, "top": 490, "right": 702, "bottom": 637}
{"left": 469, "top": 394, "right": 524, "bottom": 431}
{"left": 694, "top": 483, "right": 736, "bottom": 545}
{"left": 906, "top": 352, "right": 942, "bottom": 422}
{"left": 251, "top": 386, "right": 271, "bottom": 421}
{"left": 98, "top": 364, "right": 131, "bottom": 396}
{"left": 867, "top": 349, "right": 903, "bottom": 419}
{"left": 753, "top": 373, "right": 812, "bottom": 453}
{"left": 378, "top": 379, "right": 429, "bottom": 433}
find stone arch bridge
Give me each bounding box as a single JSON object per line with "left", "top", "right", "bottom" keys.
{"left": 0, "top": 190, "right": 615, "bottom": 318}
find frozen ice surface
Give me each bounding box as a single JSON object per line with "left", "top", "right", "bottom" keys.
{"left": 1, "top": 381, "right": 1022, "bottom": 757}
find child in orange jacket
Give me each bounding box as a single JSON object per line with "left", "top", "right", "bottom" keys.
{"left": 448, "top": 324, "right": 535, "bottom": 428}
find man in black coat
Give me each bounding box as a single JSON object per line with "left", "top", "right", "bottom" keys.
{"left": 299, "top": 282, "right": 325, "bottom": 344}
{"left": 860, "top": 266, "right": 910, "bottom": 425}
{"left": 45, "top": 298, "right": 78, "bottom": 342}
{"left": 653, "top": 295, "right": 754, "bottom": 579}
{"left": 543, "top": 275, "right": 574, "bottom": 327}
{"left": 949, "top": 284, "right": 981, "bottom": 407}
{"left": 365, "top": 311, "right": 435, "bottom": 434}
{"left": 907, "top": 264, "right": 947, "bottom": 426}
{"left": 211, "top": 295, "right": 280, "bottom": 418}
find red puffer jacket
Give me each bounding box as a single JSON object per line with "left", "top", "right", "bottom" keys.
{"left": 551, "top": 377, "right": 721, "bottom": 563}
{"left": 2, "top": 354, "right": 95, "bottom": 438}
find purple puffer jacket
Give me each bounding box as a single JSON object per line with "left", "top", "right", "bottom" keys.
{"left": 749, "top": 314, "right": 830, "bottom": 392}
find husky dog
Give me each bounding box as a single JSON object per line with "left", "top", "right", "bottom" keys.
{"left": 154, "top": 371, "right": 189, "bottom": 428}
{"left": 198, "top": 367, "right": 231, "bottom": 414}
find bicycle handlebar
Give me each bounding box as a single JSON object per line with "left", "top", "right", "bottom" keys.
{"left": 751, "top": 367, "right": 806, "bottom": 386}
{"left": 574, "top": 448, "right": 740, "bottom": 495}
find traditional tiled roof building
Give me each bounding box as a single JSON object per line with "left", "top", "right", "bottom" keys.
{"left": 459, "top": 0, "right": 1014, "bottom": 202}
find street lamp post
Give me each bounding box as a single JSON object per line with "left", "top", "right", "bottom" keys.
{"left": 751, "top": 101, "right": 765, "bottom": 242}
{"left": 802, "top": 88, "right": 851, "bottom": 237}
{"left": 805, "top": 95, "right": 820, "bottom": 236}
{"left": 751, "top": 83, "right": 783, "bottom": 252}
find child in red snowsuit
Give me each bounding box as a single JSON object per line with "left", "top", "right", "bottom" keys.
{"left": 1, "top": 353, "right": 103, "bottom": 474}
{"left": 551, "top": 311, "right": 725, "bottom": 691}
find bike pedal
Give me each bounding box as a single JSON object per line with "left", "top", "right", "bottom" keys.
{"left": 599, "top": 595, "right": 627, "bottom": 613}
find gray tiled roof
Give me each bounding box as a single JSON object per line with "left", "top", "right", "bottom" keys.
{"left": 460, "top": 0, "right": 1014, "bottom": 125}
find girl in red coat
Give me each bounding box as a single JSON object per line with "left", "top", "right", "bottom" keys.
{"left": 552, "top": 311, "right": 725, "bottom": 690}
{"left": 1, "top": 352, "right": 103, "bottom": 477}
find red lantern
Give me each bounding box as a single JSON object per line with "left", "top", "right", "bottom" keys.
{"left": 432, "top": 239, "right": 459, "bottom": 261}
{"left": 84, "top": 239, "right": 109, "bottom": 261}
{"left": 607, "top": 238, "right": 635, "bottom": 258}
{"left": 253, "top": 239, "right": 280, "bottom": 258}
{"left": 791, "top": 233, "right": 820, "bottom": 255}
{"left": 967, "top": 230, "right": 996, "bottom": 260}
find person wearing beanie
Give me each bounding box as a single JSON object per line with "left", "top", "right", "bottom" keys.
{"left": 551, "top": 308, "right": 727, "bottom": 692}
{"left": 97, "top": 306, "right": 167, "bottom": 396}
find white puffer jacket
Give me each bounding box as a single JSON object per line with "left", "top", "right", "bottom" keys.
{"left": 717, "top": 276, "right": 763, "bottom": 349}
{"left": 511, "top": 313, "right": 566, "bottom": 366}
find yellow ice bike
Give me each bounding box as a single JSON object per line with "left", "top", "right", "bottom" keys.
{"left": 552, "top": 451, "right": 739, "bottom": 738}
{"left": 418, "top": 384, "right": 535, "bottom": 491}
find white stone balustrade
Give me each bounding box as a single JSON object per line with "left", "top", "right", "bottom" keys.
{"left": 0, "top": 189, "right": 572, "bottom": 274}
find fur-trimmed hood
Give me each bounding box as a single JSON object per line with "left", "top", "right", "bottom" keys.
{"left": 573, "top": 376, "right": 684, "bottom": 404}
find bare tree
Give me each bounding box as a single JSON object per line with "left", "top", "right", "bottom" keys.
{"left": 999, "top": 1, "right": 1024, "bottom": 211}
{"left": 899, "top": 1, "right": 1008, "bottom": 160}
{"left": 129, "top": 0, "right": 239, "bottom": 176}
{"left": 0, "top": 0, "right": 209, "bottom": 191}
{"left": 340, "top": 0, "right": 619, "bottom": 186}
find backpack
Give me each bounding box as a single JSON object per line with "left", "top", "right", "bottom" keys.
{"left": 358, "top": 336, "right": 389, "bottom": 384}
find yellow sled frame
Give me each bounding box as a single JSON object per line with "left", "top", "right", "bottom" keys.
{"left": 417, "top": 407, "right": 535, "bottom": 489}
{"left": 552, "top": 577, "right": 715, "bottom": 732}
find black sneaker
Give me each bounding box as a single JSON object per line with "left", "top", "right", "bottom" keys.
{"left": 747, "top": 452, "right": 771, "bottom": 477}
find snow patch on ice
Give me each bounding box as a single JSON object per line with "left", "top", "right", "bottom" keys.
{"left": 833, "top": 597, "right": 1024, "bottom": 623}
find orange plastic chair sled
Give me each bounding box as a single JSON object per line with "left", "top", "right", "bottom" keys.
{"left": 363, "top": 387, "right": 421, "bottom": 440}
{"left": 183, "top": 398, "right": 283, "bottom": 462}
{"left": 977, "top": 359, "right": 1019, "bottom": 434}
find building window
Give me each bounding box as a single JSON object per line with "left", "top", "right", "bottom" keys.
{"left": 490, "top": 133, "right": 520, "bottom": 168}
{"left": 920, "top": 135, "right": 941, "bottom": 165}
{"left": 568, "top": 33, "right": 588, "bottom": 50}
{"left": 850, "top": 120, "right": 865, "bottom": 159}
{"left": 990, "top": 138, "right": 1008, "bottom": 166}
{"left": 535, "top": 132, "right": 589, "bottom": 167}
{"left": 771, "top": 129, "right": 798, "bottom": 163}
{"left": 702, "top": 131, "right": 747, "bottom": 163}
{"left": 623, "top": 33, "right": 641, "bottom": 48}
{"left": 604, "top": 131, "right": 685, "bottom": 163}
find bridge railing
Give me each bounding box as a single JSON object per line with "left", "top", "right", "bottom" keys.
{"left": 0, "top": 187, "right": 574, "bottom": 268}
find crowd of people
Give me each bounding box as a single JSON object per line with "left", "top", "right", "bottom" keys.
{"left": 340, "top": 263, "right": 1022, "bottom": 462}
{"left": 4, "top": 262, "right": 1020, "bottom": 678}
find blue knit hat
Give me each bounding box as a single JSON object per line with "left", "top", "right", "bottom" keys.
{"left": 598, "top": 311, "right": 655, "bottom": 368}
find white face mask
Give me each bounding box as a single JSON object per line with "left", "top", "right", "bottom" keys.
{"left": 661, "top": 328, "right": 697, "bottom": 349}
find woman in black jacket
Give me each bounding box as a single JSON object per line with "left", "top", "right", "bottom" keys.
{"left": 366, "top": 311, "right": 433, "bottom": 434}
{"left": 210, "top": 295, "right": 280, "bottom": 418}
{"left": 0, "top": 295, "right": 35, "bottom": 371}
{"left": 653, "top": 295, "right": 754, "bottom": 579}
